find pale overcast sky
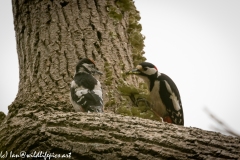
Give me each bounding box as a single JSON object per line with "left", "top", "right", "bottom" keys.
{"left": 0, "top": 1, "right": 240, "bottom": 135}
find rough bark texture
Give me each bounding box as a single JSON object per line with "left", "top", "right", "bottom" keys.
{"left": 1, "top": 111, "right": 240, "bottom": 159}
{"left": 1, "top": 0, "right": 240, "bottom": 159}
{"left": 10, "top": 0, "right": 144, "bottom": 113}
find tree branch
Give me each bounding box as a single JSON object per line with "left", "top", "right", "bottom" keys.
{"left": 1, "top": 109, "right": 239, "bottom": 159}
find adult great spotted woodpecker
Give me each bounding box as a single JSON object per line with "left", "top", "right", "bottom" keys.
{"left": 128, "top": 62, "right": 184, "bottom": 125}
{"left": 70, "top": 58, "right": 103, "bottom": 112}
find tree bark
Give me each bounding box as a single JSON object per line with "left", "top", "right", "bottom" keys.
{"left": 1, "top": 0, "right": 240, "bottom": 159}
{"left": 1, "top": 111, "right": 240, "bottom": 159}
{"left": 10, "top": 0, "right": 144, "bottom": 114}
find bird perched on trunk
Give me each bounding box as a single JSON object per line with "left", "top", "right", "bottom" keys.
{"left": 70, "top": 58, "right": 103, "bottom": 112}
{"left": 127, "top": 62, "right": 184, "bottom": 125}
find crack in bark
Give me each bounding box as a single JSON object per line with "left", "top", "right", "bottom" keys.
{"left": 93, "top": 0, "right": 99, "bottom": 12}
{"left": 60, "top": 1, "right": 69, "bottom": 8}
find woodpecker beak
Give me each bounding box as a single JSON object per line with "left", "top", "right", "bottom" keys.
{"left": 126, "top": 69, "right": 141, "bottom": 75}
{"left": 92, "top": 69, "right": 103, "bottom": 75}
{"left": 96, "top": 70, "right": 103, "bottom": 75}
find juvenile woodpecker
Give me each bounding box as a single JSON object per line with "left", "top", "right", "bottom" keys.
{"left": 70, "top": 58, "right": 103, "bottom": 112}
{"left": 128, "top": 62, "right": 184, "bottom": 125}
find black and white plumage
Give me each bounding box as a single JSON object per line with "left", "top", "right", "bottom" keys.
{"left": 128, "top": 62, "right": 184, "bottom": 125}
{"left": 70, "top": 58, "right": 103, "bottom": 112}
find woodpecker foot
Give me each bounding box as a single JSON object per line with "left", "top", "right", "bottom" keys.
{"left": 135, "top": 97, "right": 150, "bottom": 107}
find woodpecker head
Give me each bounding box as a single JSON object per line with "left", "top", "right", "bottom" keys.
{"left": 75, "top": 58, "right": 102, "bottom": 75}
{"left": 127, "top": 62, "right": 158, "bottom": 78}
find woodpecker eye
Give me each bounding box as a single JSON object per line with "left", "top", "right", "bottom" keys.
{"left": 143, "top": 67, "right": 148, "bottom": 71}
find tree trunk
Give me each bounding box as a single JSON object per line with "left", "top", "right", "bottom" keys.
{"left": 1, "top": 0, "right": 240, "bottom": 159}
{"left": 9, "top": 0, "right": 144, "bottom": 115}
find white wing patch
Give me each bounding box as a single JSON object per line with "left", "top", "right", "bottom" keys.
{"left": 164, "top": 80, "right": 181, "bottom": 111}
{"left": 75, "top": 89, "right": 88, "bottom": 97}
